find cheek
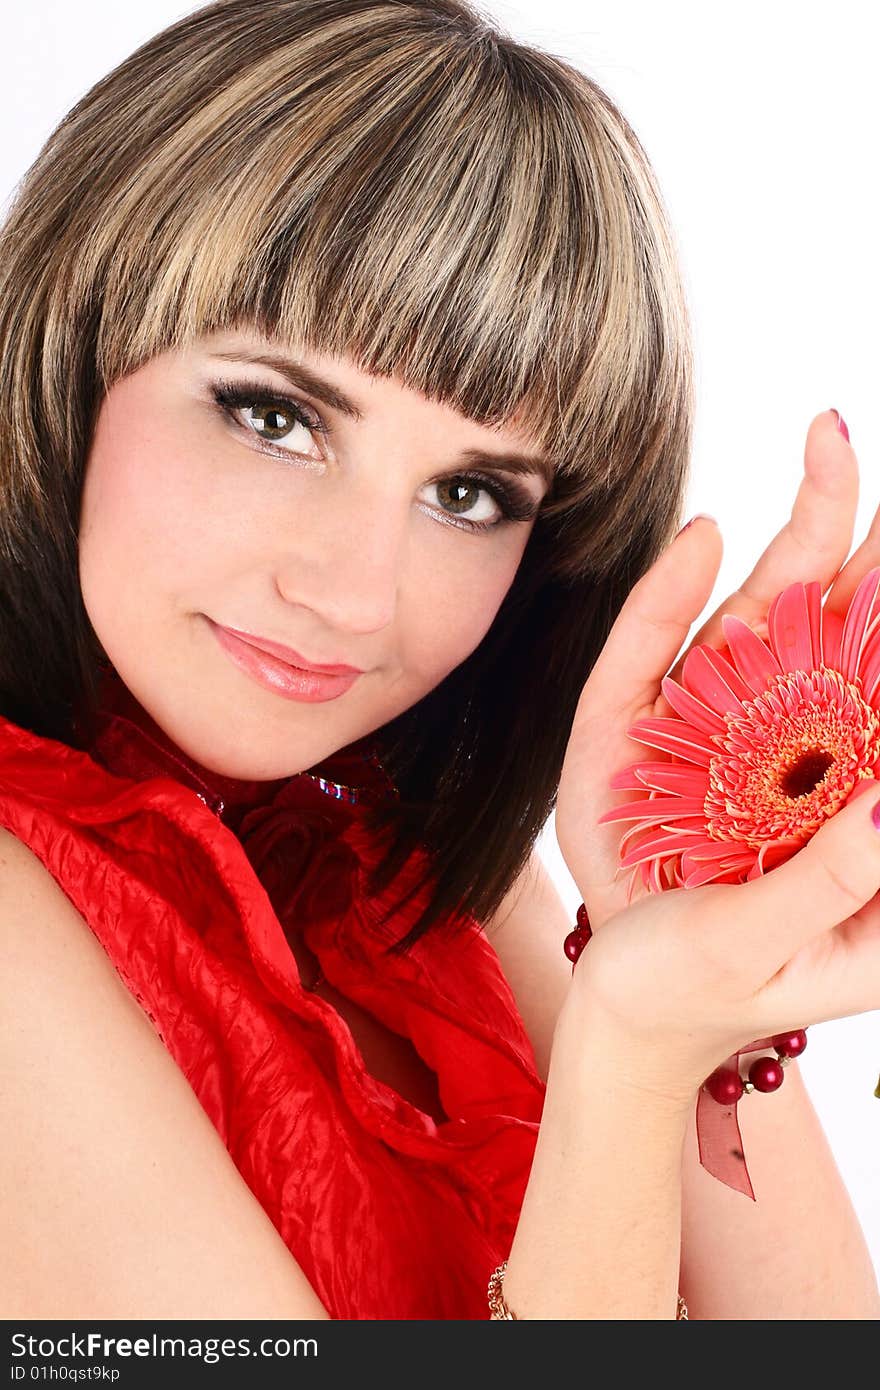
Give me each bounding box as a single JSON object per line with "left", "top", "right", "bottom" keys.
{"left": 78, "top": 403, "right": 213, "bottom": 635}
{"left": 407, "top": 539, "right": 522, "bottom": 676}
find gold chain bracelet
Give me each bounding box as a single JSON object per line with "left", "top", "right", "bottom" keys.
{"left": 488, "top": 1260, "right": 689, "bottom": 1319}
{"left": 487, "top": 1260, "right": 517, "bottom": 1318}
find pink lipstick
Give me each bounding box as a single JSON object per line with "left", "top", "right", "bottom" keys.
{"left": 207, "top": 619, "right": 362, "bottom": 702}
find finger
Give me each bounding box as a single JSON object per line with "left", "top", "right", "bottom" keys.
{"left": 661, "top": 410, "right": 857, "bottom": 706}
{"left": 556, "top": 517, "right": 723, "bottom": 900}
{"left": 824, "top": 535, "right": 880, "bottom": 618}
{"left": 765, "top": 889, "right": 880, "bottom": 1032}
{"left": 572, "top": 517, "right": 723, "bottom": 729}
{"left": 728, "top": 776, "right": 880, "bottom": 981}
{"left": 822, "top": 420, "right": 880, "bottom": 614}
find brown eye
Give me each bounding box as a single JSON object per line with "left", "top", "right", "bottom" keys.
{"left": 211, "top": 378, "right": 539, "bottom": 534}
{"left": 433, "top": 476, "right": 502, "bottom": 525}
{"left": 211, "top": 380, "right": 329, "bottom": 460}
{"left": 247, "top": 402, "right": 303, "bottom": 443}
{"left": 421, "top": 472, "right": 540, "bottom": 532}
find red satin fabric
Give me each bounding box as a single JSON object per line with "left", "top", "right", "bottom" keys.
{"left": 0, "top": 679, "right": 545, "bottom": 1319}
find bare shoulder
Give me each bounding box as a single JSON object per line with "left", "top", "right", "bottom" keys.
{"left": 482, "top": 846, "right": 573, "bottom": 1082}
{"left": 0, "top": 823, "right": 125, "bottom": 980}
{"left": 0, "top": 823, "right": 327, "bottom": 1319}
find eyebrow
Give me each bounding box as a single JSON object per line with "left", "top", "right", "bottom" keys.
{"left": 207, "top": 348, "right": 556, "bottom": 488}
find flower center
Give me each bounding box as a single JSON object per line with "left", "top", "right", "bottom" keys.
{"left": 777, "top": 748, "right": 836, "bottom": 799}
{"left": 703, "top": 665, "right": 880, "bottom": 848}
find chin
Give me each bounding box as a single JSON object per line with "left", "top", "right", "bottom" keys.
{"left": 112, "top": 681, "right": 310, "bottom": 783}
{"left": 169, "top": 720, "right": 317, "bottom": 783}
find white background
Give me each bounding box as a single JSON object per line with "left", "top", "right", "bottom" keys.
{"left": 3, "top": 1, "right": 878, "bottom": 1287}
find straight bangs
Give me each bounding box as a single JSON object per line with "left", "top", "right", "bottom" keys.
{"left": 43, "top": 0, "right": 690, "bottom": 580}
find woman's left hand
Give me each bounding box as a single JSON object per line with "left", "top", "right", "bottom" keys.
{"left": 555, "top": 408, "right": 869, "bottom": 931}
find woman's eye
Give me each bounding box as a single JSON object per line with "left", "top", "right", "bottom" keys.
{"left": 423, "top": 474, "right": 541, "bottom": 532}
{"left": 211, "top": 381, "right": 327, "bottom": 459}
{"left": 248, "top": 403, "right": 312, "bottom": 449}
{"left": 210, "top": 378, "right": 540, "bottom": 533}
{"left": 425, "top": 476, "right": 504, "bottom": 528}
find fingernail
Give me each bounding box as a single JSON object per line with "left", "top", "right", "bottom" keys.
{"left": 871, "top": 796, "right": 880, "bottom": 831}
{"left": 676, "top": 513, "right": 717, "bottom": 537}
{"left": 830, "top": 408, "right": 850, "bottom": 443}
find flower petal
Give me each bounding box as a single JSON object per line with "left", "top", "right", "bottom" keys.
{"left": 684, "top": 867, "right": 756, "bottom": 890}
{"left": 838, "top": 566, "right": 880, "bottom": 681}
{"left": 675, "top": 644, "right": 745, "bottom": 722}
{"left": 683, "top": 860, "right": 750, "bottom": 888}
{"left": 660, "top": 675, "right": 728, "bottom": 735}
{"left": 617, "top": 816, "right": 705, "bottom": 858}
{"left": 647, "top": 859, "right": 665, "bottom": 894}
{"left": 720, "top": 613, "right": 783, "bottom": 695}
{"left": 614, "top": 811, "right": 703, "bottom": 850}
{"left": 681, "top": 840, "right": 748, "bottom": 865}
{"left": 747, "top": 837, "right": 803, "bottom": 877}
{"left": 608, "top": 763, "right": 654, "bottom": 791}
{"left": 684, "top": 643, "right": 754, "bottom": 706}
{"left": 805, "top": 580, "right": 823, "bottom": 667}
{"left": 690, "top": 863, "right": 752, "bottom": 885}
{"left": 619, "top": 823, "right": 709, "bottom": 867}
{"left": 859, "top": 625, "right": 880, "bottom": 707}
{"left": 598, "top": 795, "right": 707, "bottom": 825}
{"left": 610, "top": 760, "right": 708, "bottom": 796}
{"left": 821, "top": 607, "right": 844, "bottom": 670}
{"left": 625, "top": 716, "right": 719, "bottom": 766}
{"left": 767, "top": 581, "right": 818, "bottom": 674}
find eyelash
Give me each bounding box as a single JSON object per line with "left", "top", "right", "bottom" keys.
{"left": 208, "top": 377, "right": 540, "bottom": 533}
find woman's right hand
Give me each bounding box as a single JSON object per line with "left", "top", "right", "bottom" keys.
{"left": 551, "top": 423, "right": 880, "bottom": 1099}
{"left": 560, "top": 772, "right": 880, "bottom": 1101}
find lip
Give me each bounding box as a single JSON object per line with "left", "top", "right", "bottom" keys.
{"left": 207, "top": 619, "right": 362, "bottom": 703}
{"left": 216, "top": 625, "right": 364, "bottom": 675}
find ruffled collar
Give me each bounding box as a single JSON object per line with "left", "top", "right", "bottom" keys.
{"left": 87, "top": 666, "right": 397, "bottom": 820}
{"left": 85, "top": 666, "right": 400, "bottom": 931}
{"left": 0, "top": 664, "right": 545, "bottom": 1165}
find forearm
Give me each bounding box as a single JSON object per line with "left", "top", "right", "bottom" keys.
{"left": 503, "top": 999, "right": 692, "bottom": 1319}
{"left": 680, "top": 1060, "right": 880, "bottom": 1319}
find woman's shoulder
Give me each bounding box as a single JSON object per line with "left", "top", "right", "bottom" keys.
{"left": 0, "top": 820, "right": 80, "bottom": 911}
{"left": 0, "top": 820, "right": 328, "bottom": 1319}
{"left": 0, "top": 821, "right": 147, "bottom": 1029}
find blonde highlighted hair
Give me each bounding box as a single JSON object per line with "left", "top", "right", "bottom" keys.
{"left": 0, "top": 0, "right": 693, "bottom": 945}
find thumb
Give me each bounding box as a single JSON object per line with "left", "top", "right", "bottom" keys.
{"left": 736, "top": 776, "right": 880, "bottom": 977}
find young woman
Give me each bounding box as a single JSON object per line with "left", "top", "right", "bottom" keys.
{"left": 1, "top": 0, "right": 878, "bottom": 1320}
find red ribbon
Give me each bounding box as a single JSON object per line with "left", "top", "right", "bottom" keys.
{"left": 695, "top": 1036, "right": 778, "bottom": 1199}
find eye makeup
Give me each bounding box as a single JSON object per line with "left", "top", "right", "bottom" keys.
{"left": 207, "top": 376, "right": 542, "bottom": 533}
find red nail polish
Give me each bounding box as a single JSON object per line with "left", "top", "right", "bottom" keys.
{"left": 830, "top": 408, "right": 850, "bottom": 443}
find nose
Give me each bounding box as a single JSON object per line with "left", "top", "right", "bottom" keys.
{"left": 273, "top": 481, "right": 407, "bottom": 637}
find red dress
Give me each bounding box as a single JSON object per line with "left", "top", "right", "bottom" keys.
{"left": 0, "top": 675, "right": 545, "bottom": 1319}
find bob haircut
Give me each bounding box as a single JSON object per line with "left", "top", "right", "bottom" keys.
{"left": 0, "top": 0, "right": 693, "bottom": 950}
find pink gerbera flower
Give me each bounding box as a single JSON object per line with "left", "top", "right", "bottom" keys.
{"left": 598, "top": 566, "right": 880, "bottom": 900}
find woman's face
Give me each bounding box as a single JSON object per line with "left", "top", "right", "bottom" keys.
{"left": 78, "top": 329, "right": 552, "bottom": 779}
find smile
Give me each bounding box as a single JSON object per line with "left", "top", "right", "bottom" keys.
{"left": 206, "top": 618, "right": 362, "bottom": 703}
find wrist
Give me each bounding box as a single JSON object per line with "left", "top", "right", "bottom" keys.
{"left": 551, "top": 981, "right": 700, "bottom": 1124}
{"left": 559, "top": 905, "right": 735, "bottom": 1105}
